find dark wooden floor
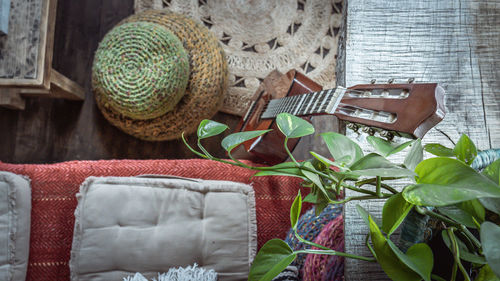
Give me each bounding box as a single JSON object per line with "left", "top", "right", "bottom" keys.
{"left": 0, "top": 0, "right": 240, "bottom": 164}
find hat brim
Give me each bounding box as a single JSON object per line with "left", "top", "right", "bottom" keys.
{"left": 95, "top": 10, "right": 228, "bottom": 141}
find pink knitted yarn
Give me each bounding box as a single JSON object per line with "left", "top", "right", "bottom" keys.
{"left": 302, "top": 215, "right": 344, "bottom": 281}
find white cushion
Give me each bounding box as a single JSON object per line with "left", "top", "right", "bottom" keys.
{"left": 0, "top": 171, "right": 31, "bottom": 281}
{"left": 70, "top": 175, "right": 256, "bottom": 281}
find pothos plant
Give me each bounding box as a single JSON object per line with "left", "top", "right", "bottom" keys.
{"left": 182, "top": 113, "right": 500, "bottom": 281}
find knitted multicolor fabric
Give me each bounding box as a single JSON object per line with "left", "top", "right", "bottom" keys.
{"left": 302, "top": 215, "right": 344, "bottom": 281}
{"left": 284, "top": 204, "right": 343, "bottom": 273}
{"left": 93, "top": 22, "right": 190, "bottom": 120}
{"left": 94, "top": 10, "right": 228, "bottom": 141}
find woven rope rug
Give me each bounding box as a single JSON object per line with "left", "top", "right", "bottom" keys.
{"left": 135, "top": 0, "right": 343, "bottom": 116}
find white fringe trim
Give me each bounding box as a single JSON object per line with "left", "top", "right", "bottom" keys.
{"left": 123, "top": 264, "right": 217, "bottom": 281}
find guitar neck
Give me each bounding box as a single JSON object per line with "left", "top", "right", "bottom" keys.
{"left": 261, "top": 87, "right": 347, "bottom": 119}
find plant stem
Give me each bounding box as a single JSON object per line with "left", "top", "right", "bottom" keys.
{"left": 293, "top": 249, "right": 376, "bottom": 262}
{"left": 376, "top": 176, "right": 382, "bottom": 197}
{"left": 330, "top": 194, "right": 392, "bottom": 205}
{"left": 355, "top": 178, "right": 398, "bottom": 194}
{"left": 447, "top": 228, "right": 471, "bottom": 281}
{"left": 284, "top": 137, "right": 299, "bottom": 165}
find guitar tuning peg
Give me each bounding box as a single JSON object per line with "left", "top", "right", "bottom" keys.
{"left": 407, "top": 77, "right": 415, "bottom": 83}
{"left": 370, "top": 79, "right": 376, "bottom": 84}
{"left": 362, "top": 127, "right": 375, "bottom": 136}
{"left": 347, "top": 123, "right": 359, "bottom": 132}
{"left": 380, "top": 130, "right": 394, "bottom": 141}
{"left": 387, "top": 78, "right": 394, "bottom": 84}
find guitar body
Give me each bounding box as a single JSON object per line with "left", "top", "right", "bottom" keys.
{"left": 232, "top": 70, "right": 321, "bottom": 164}
{"left": 232, "top": 69, "right": 445, "bottom": 165}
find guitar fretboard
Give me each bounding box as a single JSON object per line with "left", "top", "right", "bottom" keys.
{"left": 261, "top": 87, "right": 347, "bottom": 119}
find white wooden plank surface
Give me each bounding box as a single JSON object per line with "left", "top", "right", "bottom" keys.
{"left": 343, "top": 0, "right": 500, "bottom": 280}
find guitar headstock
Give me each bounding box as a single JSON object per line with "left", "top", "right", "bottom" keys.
{"left": 335, "top": 78, "right": 446, "bottom": 139}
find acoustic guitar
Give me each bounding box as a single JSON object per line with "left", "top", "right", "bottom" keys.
{"left": 231, "top": 69, "right": 446, "bottom": 165}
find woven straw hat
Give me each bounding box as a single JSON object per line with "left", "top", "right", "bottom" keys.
{"left": 93, "top": 10, "right": 228, "bottom": 141}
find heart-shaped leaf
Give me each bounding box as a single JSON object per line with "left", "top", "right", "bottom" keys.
{"left": 276, "top": 113, "right": 314, "bottom": 138}
{"left": 403, "top": 157, "right": 500, "bottom": 206}
{"left": 356, "top": 204, "right": 381, "bottom": 227}
{"left": 368, "top": 216, "right": 426, "bottom": 281}
{"left": 453, "top": 134, "right": 477, "bottom": 165}
{"left": 367, "top": 136, "right": 413, "bottom": 157}
{"left": 321, "top": 132, "right": 363, "bottom": 166}
{"left": 221, "top": 130, "right": 271, "bottom": 152}
{"left": 382, "top": 193, "right": 413, "bottom": 236}
{"left": 197, "top": 119, "right": 228, "bottom": 139}
{"left": 437, "top": 205, "right": 477, "bottom": 228}
{"left": 480, "top": 222, "right": 500, "bottom": 278}
{"left": 290, "top": 191, "right": 302, "bottom": 230}
{"left": 404, "top": 139, "right": 423, "bottom": 171}
{"left": 248, "top": 239, "right": 297, "bottom": 281}
{"left": 349, "top": 153, "right": 416, "bottom": 178}
{"left": 424, "top": 144, "right": 454, "bottom": 157}
{"left": 387, "top": 240, "right": 434, "bottom": 281}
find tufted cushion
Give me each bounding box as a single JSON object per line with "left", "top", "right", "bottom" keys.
{"left": 69, "top": 175, "right": 256, "bottom": 281}
{"left": 0, "top": 172, "right": 31, "bottom": 281}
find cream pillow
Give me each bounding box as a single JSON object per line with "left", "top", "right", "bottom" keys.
{"left": 70, "top": 175, "right": 256, "bottom": 281}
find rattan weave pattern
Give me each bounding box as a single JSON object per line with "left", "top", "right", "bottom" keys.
{"left": 95, "top": 10, "right": 228, "bottom": 141}
{"left": 93, "top": 22, "right": 190, "bottom": 120}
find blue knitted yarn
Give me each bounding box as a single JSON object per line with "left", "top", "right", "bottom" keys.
{"left": 284, "top": 204, "right": 343, "bottom": 272}
{"left": 471, "top": 149, "right": 500, "bottom": 170}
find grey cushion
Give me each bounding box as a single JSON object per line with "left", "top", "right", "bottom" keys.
{"left": 70, "top": 175, "right": 257, "bottom": 281}
{"left": 0, "top": 171, "right": 31, "bottom": 281}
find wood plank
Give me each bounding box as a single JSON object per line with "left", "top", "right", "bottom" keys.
{"left": 49, "top": 69, "right": 85, "bottom": 100}
{"left": 0, "top": 0, "right": 46, "bottom": 84}
{"left": 343, "top": 1, "right": 500, "bottom": 280}
{"left": 0, "top": 88, "right": 25, "bottom": 110}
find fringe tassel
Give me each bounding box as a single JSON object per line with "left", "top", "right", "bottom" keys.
{"left": 123, "top": 264, "right": 217, "bottom": 281}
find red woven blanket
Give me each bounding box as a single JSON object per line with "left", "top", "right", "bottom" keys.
{"left": 0, "top": 159, "right": 304, "bottom": 281}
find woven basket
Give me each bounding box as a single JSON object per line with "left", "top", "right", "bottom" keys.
{"left": 94, "top": 10, "right": 228, "bottom": 141}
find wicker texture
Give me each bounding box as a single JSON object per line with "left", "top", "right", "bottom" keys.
{"left": 93, "top": 22, "right": 190, "bottom": 120}
{"left": 0, "top": 159, "right": 303, "bottom": 281}
{"left": 95, "top": 10, "right": 228, "bottom": 141}
{"left": 302, "top": 215, "right": 344, "bottom": 281}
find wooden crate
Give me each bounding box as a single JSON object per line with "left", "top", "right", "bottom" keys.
{"left": 0, "top": 0, "right": 84, "bottom": 110}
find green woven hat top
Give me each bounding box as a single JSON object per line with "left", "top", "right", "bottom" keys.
{"left": 93, "top": 21, "right": 190, "bottom": 120}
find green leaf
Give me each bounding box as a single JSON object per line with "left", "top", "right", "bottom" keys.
{"left": 479, "top": 159, "right": 500, "bottom": 215}
{"left": 349, "top": 153, "right": 416, "bottom": 178}
{"left": 438, "top": 205, "right": 477, "bottom": 228}
{"left": 276, "top": 113, "right": 314, "bottom": 138}
{"left": 476, "top": 265, "right": 500, "bottom": 281}
{"left": 483, "top": 159, "right": 500, "bottom": 185}
{"left": 382, "top": 193, "right": 413, "bottom": 236}
{"left": 402, "top": 157, "right": 500, "bottom": 206}
{"left": 248, "top": 239, "right": 297, "bottom": 281}
{"left": 197, "top": 119, "right": 228, "bottom": 139}
{"left": 290, "top": 191, "right": 302, "bottom": 229}
{"left": 387, "top": 241, "right": 434, "bottom": 281}
{"left": 321, "top": 132, "right": 363, "bottom": 166}
{"left": 368, "top": 216, "right": 425, "bottom": 281}
{"left": 221, "top": 130, "right": 271, "bottom": 152}
{"left": 404, "top": 139, "right": 423, "bottom": 171}
{"left": 356, "top": 204, "right": 381, "bottom": 227}
{"left": 459, "top": 199, "right": 485, "bottom": 223}
{"left": 424, "top": 143, "right": 455, "bottom": 157}
{"left": 480, "top": 222, "right": 500, "bottom": 278}
{"left": 310, "top": 151, "right": 343, "bottom": 170}
{"left": 441, "top": 230, "right": 487, "bottom": 264}
{"left": 300, "top": 162, "right": 328, "bottom": 199}
{"left": 367, "top": 136, "right": 413, "bottom": 157}
{"left": 453, "top": 134, "right": 477, "bottom": 165}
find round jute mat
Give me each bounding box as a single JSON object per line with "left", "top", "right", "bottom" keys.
{"left": 135, "top": 0, "right": 343, "bottom": 116}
